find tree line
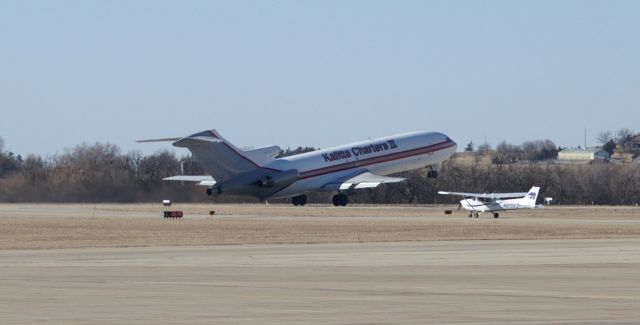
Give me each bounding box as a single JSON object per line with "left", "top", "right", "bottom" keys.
{"left": 0, "top": 140, "right": 322, "bottom": 203}
{"left": 348, "top": 161, "right": 640, "bottom": 205}
{"left": 465, "top": 139, "right": 559, "bottom": 163}
{"left": 0, "top": 142, "right": 201, "bottom": 202}
{"left": 1, "top": 137, "right": 640, "bottom": 205}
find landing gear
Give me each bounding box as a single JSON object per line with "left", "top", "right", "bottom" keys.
{"left": 426, "top": 166, "right": 438, "bottom": 178}
{"left": 332, "top": 193, "right": 348, "bottom": 206}
{"left": 206, "top": 187, "right": 221, "bottom": 196}
{"left": 493, "top": 212, "right": 499, "bottom": 219}
{"left": 468, "top": 213, "right": 473, "bottom": 218}
{"left": 473, "top": 212, "right": 479, "bottom": 218}
{"left": 291, "top": 194, "right": 307, "bottom": 206}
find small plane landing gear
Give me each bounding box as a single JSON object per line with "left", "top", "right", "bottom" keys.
{"left": 426, "top": 166, "right": 439, "bottom": 178}
{"left": 332, "top": 194, "right": 348, "bottom": 206}
{"left": 473, "top": 212, "right": 479, "bottom": 218}
{"left": 468, "top": 213, "right": 473, "bottom": 218}
{"left": 291, "top": 194, "right": 307, "bottom": 206}
{"left": 493, "top": 212, "right": 499, "bottom": 219}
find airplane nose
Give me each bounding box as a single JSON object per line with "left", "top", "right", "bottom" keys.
{"left": 447, "top": 136, "right": 457, "bottom": 150}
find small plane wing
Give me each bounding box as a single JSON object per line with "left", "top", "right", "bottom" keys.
{"left": 163, "top": 175, "right": 216, "bottom": 186}
{"left": 438, "top": 191, "right": 528, "bottom": 199}
{"left": 322, "top": 171, "right": 405, "bottom": 191}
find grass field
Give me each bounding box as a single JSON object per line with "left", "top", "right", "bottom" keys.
{"left": 1, "top": 203, "right": 640, "bottom": 249}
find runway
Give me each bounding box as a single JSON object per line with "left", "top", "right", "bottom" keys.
{"left": 2, "top": 239, "right": 640, "bottom": 324}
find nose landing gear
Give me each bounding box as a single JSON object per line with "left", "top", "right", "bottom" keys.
{"left": 426, "top": 166, "right": 438, "bottom": 178}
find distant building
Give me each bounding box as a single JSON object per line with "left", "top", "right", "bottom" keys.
{"left": 611, "top": 152, "right": 634, "bottom": 163}
{"left": 632, "top": 135, "right": 640, "bottom": 150}
{"left": 557, "top": 148, "right": 609, "bottom": 162}
{"left": 450, "top": 152, "right": 492, "bottom": 166}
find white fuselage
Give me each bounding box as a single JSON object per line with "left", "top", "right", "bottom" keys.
{"left": 460, "top": 197, "right": 532, "bottom": 213}
{"left": 264, "top": 131, "right": 457, "bottom": 198}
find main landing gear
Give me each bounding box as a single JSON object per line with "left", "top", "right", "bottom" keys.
{"left": 291, "top": 193, "right": 349, "bottom": 206}
{"left": 332, "top": 193, "right": 348, "bottom": 206}
{"left": 467, "top": 212, "right": 499, "bottom": 218}
{"left": 291, "top": 194, "right": 307, "bottom": 206}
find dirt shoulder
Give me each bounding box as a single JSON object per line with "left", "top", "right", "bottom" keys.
{"left": 1, "top": 204, "right": 639, "bottom": 250}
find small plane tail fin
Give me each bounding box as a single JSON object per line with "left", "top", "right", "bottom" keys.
{"left": 172, "top": 130, "right": 262, "bottom": 183}
{"left": 523, "top": 186, "right": 540, "bottom": 208}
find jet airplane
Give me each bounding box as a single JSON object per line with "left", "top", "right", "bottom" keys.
{"left": 139, "top": 129, "right": 457, "bottom": 206}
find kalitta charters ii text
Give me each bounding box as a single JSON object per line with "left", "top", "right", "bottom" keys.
{"left": 322, "top": 140, "right": 398, "bottom": 162}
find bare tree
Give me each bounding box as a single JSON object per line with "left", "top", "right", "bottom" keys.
{"left": 540, "top": 139, "right": 559, "bottom": 160}
{"left": 477, "top": 143, "right": 491, "bottom": 156}
{"left": 596, "top": 131, "right": 613, "bottom": 145}
{"left": 522, "top": 141, "right": 538, "bottom": 161}
{"left": 616, "top": 128, "right": 635, "bottom": 151}
{"left": 277, "top": 146, "right": 316, "bottom": 158}
{"left": 493, "top": 142, "right": 521, "bottom": 164}
{"left": 616, "top": 128, "right": 634, "bottom": 141}
{"left": 0, "top": 136, "right": 22, "bottom": 178}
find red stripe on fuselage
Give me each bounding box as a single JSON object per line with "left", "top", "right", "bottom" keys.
{"left": 297, "top": 140, "right": 455, "bottom": 180}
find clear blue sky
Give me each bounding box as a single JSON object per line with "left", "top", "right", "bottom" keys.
{"left": 1, "top": 0, "right": 639, "bottom": 156}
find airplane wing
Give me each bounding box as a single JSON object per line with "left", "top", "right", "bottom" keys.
{"left": 438, "top": 191, "right": 528, "bottom": 199}
{"left": 163, "top": 175, "right": 216, "bottom": 186}
{"left": 136, "top": 137, "right": 181, "bottom": 143}
{"left": 322, "top": 171, "right": 405, "bottom": 191}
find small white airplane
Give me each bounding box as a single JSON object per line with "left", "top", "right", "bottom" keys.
{"left": 139, "top": 129, "right": 457, "bottom": 206}
{"left": 438, "top": 186, "right": 542, "bottom": 218}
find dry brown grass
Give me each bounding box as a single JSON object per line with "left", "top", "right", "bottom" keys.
{"left": 1, "top": 203, "right": 640, "bottom": 250}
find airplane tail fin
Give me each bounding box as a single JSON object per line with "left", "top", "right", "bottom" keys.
{"left": 524, "top": 186, "right": 540, "bottom": 208}
{"left": 172, "top": 130, "right": 262, "bottom": 183}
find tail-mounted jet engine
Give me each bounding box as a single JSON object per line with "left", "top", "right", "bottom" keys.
{"left": 257, "top": 169, "right": 299, "bottom": 188}
{"left": 206, "top": 169, "right": 299, "bottom": 196}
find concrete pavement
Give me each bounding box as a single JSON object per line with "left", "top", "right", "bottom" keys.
{"left": 2, "top": 239, "right": 640, "bottom": 324}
